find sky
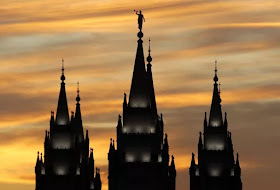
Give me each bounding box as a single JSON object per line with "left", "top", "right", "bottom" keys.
{"left": 0, "top": 0, "right": 280, "bottom": 189}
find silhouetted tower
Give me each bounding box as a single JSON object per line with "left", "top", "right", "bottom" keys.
{"left": 35, "top": 59, "right": 102, "bottom": 190}
{"left": 189, "top": 61, "right": 242, "bottom": 190}
{"left": 108, "top": 12, "right": 176, "bottom": 190}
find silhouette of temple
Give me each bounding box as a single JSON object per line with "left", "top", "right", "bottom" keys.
{"left": 189, "top": 62, "right": 242, "bottom": 190}
{"left": 35, "top": 60, "right": 102, "bottom": 190}
{"left": 108, "top": 13, "right": 176, "bottom": 190}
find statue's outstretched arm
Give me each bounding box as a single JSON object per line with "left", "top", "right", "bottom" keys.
{"left": 143, "top": 16, "right": 146, "bottom": 22}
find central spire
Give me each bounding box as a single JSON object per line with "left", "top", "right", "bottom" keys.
{"left": 209, "top": 60, "right": 223, "bottom": 127}
{"left": 56, "top": 58, "right": 69, "bottom": 125}
{"left": 128, "top": 11, "right": 149, "bottom": 108}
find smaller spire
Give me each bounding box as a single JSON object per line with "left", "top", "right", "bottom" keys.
{"left": 170, "top": 155, "right": 175, "bottom": 167}
{"left": 198, "top": 131, "right": 202, "bottom": 145}
{"left": 191, "top": 152, "right": 195, "bottom": 166}
{"left": 109, "top": 138, "right": 114, "bottom": 152}
{"left": 224, "top": 112, "right": 228, "bottom": 126}
{"left": 236, "top": 153, "right": 240, "bottom": 167}
{"left": 89, "top": 148, "right": 95, "bottom": 171}
{"left": 36, "top": 151, "right": 40, "bottom": 163}
{"left": 204, "top": 112, "right": 207, "bottom": 127}
{"left": 164, "top": 133, "right": 168, "bottom": 145}
{"left": 74, "top": 82, "right": 82, "bottom": 123}
{"left": 50, "top": 111, "right": 54, "bottom": 122}
{"left": 90, "top": 148, "right": 94, "bottom": 159}
{"left": 56, "top": 59, "right": 69, "bottom": 125}
{"left": 219, "top": 83, "right": 221, "bottom": 94}
{"left": 123, "top": 93, "right": 127, "bottom": 106}
{"left": 209, "top": 60, "right": 223, "bottom": 127}
{"left": 94, "top": 167, "right": 102, "bottom": 189}
{"left": 40, "top": 153, "right": 43, "bottom": 163}
{"left": 35, "top": 151, "right": 42, "bottom": 172}
{"left": 117, "top": 115, "right": 122, "bottom": 128}
{"left": 147, "top": 38, "right": 153, "bottom": 63}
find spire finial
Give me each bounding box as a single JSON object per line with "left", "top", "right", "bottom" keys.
{"left": 215, "top": 59, "right": 217, "bottom": 73}
{"left": 62, "top": 58, "right": 64, "bottom": 73}
{"left": 214, "top": 60, "right": 218, "bottom": 83}
{"left": 147, "top": 38, "right": 153, "bottom": 63}
{"left": 76, "top": 81, "right": 80, "bottom": 102}
{"left": 61, "top": 58, "right": 65, "bottom": 82}
{"left": 219, "top": 83, "right": 221, "bottom": 93}
{"left": 149, "top": 38, "right": 151, "bottom": 53}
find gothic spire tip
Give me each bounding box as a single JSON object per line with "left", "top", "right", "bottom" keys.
{"left": 61, "top": 58, "right": 65, "bottom": 82}
{"left": 147, "top": 38, "right": 152, "bottom": 63}
{"left": 213, "top": 60, "right": 218, "bottom": 83}
{"left": 76, "top": 81, "right": 80, "bottom": 102}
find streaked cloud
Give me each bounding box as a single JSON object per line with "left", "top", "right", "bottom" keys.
{"left": 0, "top": 0, "right": 280, "bottom": 190}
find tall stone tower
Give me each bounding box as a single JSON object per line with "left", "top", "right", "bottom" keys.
{"left": 108, "top": 12, "right": 176, "bottom": 190}
{"left": 35, "top": 60, "right": 102, "bottom": 190}
{"left": 189, "top": 61, "right": 242, "bottom": 190}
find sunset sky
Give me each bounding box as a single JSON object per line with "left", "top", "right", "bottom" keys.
{"left": 0, "top": 0, "right": 280, "bottom": 190}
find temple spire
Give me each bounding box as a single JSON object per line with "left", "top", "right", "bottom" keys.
{"left": 123, "top": 93, "right": 127, "bottom": 106}
{"left": 170, "top": 155, "right": 175, "bottom": 168}
{"left": 198, "top": 132, "right": 202, "bottom": 145}
{"left": 146, "top": 38, "right": 157, "bottom": 116}
{"left": 117, "top": 115, "right": 122, "bottom": 128}
{"left": 209, "top": 60, "right": 223, "bottom": 127}
{"left": 162, "top": 134, "right": 169, "bottom": 166}
{"left": 236, "top": 153, "right": 240, "bottom": 167}
{"left": 224, "top": 112, "right": 228, "bottom": 126}
{"left": 128, "top": 12, "right": 149, "bottom": 108}
{"left": 36, "top": 151, "right": 40, "bottom": 164}
{"left": 75, "top": 82, "right": 82, "bottom": 120}
{"left": 235, "top": 153, "right": 241, "bottom": 176}
{"left": 147, "top": 38, "right": 152, "bottom": 64}
{"left": 40, "top": 153, "right": 43, "bottom": 164}
{"left": 56, "top": 58, "right": 69, "bottom": 125}
{"left": 191, "top": 152, "right": 196, "bottom": 166}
